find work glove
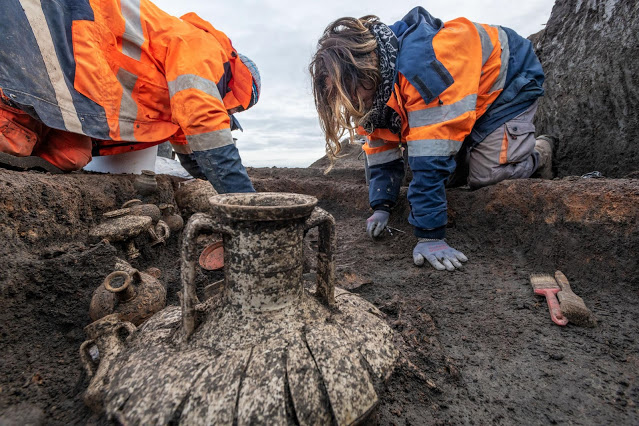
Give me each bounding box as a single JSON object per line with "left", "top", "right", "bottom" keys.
{"left": 366, "top": 210, "right": 390, "bottom": 238}
{"left": 413, "top": 239, "right": 468, "bottom": 271}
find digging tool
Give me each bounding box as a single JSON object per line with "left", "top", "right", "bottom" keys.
{"left": 530, "top": 274, "right": 568, "bottom": 326}
{"left": 554, "top": 270, "right": 597, "bottom": 327}
{"left": 385, "top": 226, "right": 406, "bottom": 236}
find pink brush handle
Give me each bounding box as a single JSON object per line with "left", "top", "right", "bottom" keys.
{"left": 535, "top": 288, "right": 568, "bottom": 326}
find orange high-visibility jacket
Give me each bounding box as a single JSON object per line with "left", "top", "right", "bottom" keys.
{"left": 360, "top": 7, "right": 544, "bottom": 239}
{"left": 0, "top": 0, "right": 255, "bottom": 156}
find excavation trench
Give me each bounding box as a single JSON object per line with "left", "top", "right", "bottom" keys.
{"left": 0, "top": 168, "right": 637, "bottom": 424}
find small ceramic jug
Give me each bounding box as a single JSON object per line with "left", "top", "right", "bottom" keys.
{"left": 89, "top": 260, "right": 167, "bottom": 325}
{"left": 159, "top": 203, "right": 184, "bottom": 233}
{"left": 133, "top": 170, "right": 158, "bottom": 196}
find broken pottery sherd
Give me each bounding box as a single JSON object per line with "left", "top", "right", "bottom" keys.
{"left": 199, "top": 240, "right": 224, "bottom": 270}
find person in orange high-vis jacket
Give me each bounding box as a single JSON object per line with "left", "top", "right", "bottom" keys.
{"left": 0, "top": 0, "right": 260, "bottom": 193}
{"left": 310, "top": 8, "right": 553, "bottom": 271}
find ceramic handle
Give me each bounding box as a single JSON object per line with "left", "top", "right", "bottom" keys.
{"left": 180, "top": 213, "right": 233, "bottom": 339}
{"left": 304, "top": 207, "right": 336, "bottom": 306}
{"left": 80, "top": 339, "right": 97, "bottom": 377}
{"left": 155, "top": 220, "right": 170, "bottom": 240}
{"left": 79, "top": 321, "right": 136, "bottom": 378}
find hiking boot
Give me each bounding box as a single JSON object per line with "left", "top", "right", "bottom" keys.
{"left": 533, "top": 135, "right": 555, "bottom": 180}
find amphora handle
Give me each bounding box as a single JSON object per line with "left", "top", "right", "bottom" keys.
{"left": 180, "top": 213, "right": 232, "bottom": 339}
{"left": 304, "top": 207, "right": 336, "bottom": 306}
{"left": 79, "top": 340, "right": 98, "bottom": 377}
{"left": 79, "top": 319, "right": 136, "bottom": 378}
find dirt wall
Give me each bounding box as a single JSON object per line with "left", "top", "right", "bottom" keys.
{"left": 534, "top": 0, "right": 639, "bottom": 178}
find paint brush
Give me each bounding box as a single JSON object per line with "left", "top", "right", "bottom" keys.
{"left": 530, "top": 274, "right": 568, "bottom": 326}
{"left": 555, "top": 270, "right": 597, "bottom": 327}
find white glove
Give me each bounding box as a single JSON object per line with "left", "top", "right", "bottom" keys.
{"left": 413, "top": 239, "right": 468, "bottom": 271}
{"left": 366, "top": 210, "right": 390, "bottom": 238}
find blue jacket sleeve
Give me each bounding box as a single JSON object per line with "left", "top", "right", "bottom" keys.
{"left": 368, "top": 158, "right": 405, "bottom": 212}
{"left": 407, "top": 155, "right": 456, "bottom": 239}
{"left": 192, "top": 144, "right": 255, "bottom": 193}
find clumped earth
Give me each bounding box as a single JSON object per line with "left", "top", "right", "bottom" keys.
{"left": 0, "top": 165, "right": 637, "bottom": 425}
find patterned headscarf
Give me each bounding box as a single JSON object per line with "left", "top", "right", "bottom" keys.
{"left": 238, "top": 53, "right": 261, "bottom": 109}
{"left": 360, "top": 23, "right": 401, "bottom": 135}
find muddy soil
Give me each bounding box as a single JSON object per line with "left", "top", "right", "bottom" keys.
{"left": 0, "top": 167, "right": 637, "bottom": 425}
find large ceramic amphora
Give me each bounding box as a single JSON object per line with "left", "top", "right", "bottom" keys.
{"left": 81, "top": 192, "right": 398, "bottom": 425}
{"left": 181, "top": 192, "right": 336, "bottom": 332}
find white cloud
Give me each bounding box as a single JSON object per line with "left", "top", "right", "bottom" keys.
{"left": 153, "top": 0, "right": 555, "bottom": 167}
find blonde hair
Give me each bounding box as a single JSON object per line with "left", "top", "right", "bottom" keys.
{"left": 309, "top": 15, "right": 381, "bottom": 167}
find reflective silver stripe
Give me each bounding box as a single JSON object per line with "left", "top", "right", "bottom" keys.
{"left": 121, "top": 0, "right": 143, "bottom": 60}
{"left": 408, "top": 94, "right": 477, "bottom": 128}
{"left": 117, "top": 0, "right": 143, "bottom": 139}
{"left": 407, "top": 139, "right": 463, "bottom": 157}
{"left": 116, "top": 68, "right": 139, "bottom": 141}
{"left": 473, "top": 23, "right": 494, "bottom": 67}
{"left": 168, "top": 74, "right": 222, "bottom": 101}
{"left": 490, "top": 26, "right": 509, "bottom": 93}
{"left": 19, "top": 0, "right": 83, "bottom": 133}
{"left": 170, "top": 142, "right": 192, "bottom": 154}
{"left": 186, "top": 128, "right": 234, "bottom": 151}
{"left": 366, "top": 147, "right": 402, "bottom": 166}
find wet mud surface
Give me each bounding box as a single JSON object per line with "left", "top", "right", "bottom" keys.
{"left": 0, "top": 167, "right": 637, "bottom": 424}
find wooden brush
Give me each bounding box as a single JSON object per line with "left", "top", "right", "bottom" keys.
{"left": 555, "top": 270, "right": 597, "bottom": 327}
{"left": 530, "top": 274, "right": 568, "bottom": 326}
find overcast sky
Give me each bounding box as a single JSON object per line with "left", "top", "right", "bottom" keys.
{"left": 153, "top": 0, "right": 556, "bottom": 167}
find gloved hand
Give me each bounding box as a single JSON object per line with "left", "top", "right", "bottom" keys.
{"left": 413, "top": 239, "right": 468, "bottom": 271}
{"left": 366, "top": 210, "right": 390, "bottom": 238}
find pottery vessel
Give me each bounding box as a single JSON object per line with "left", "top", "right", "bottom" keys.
{"left": 147, "top": 220, "right": 170, "bottom": 246}
{"left": 133, "top": 170, "right": 158, "bottom": 196}
{"left": 121, "top": 200, "right": 162, "bottom": 224}
{"left": 159, "top": 203, "right": 184, "bottom": 233}
{"left": 174, "top": 178, "right": 217, "bottom": 215}
{"left": 81, "top": 193, "right": 398, "bottom": 425}
{"left": 89, "top": 259, "right": 167, "bottom": 326}
{"left": 80, "top": 314, "right": 136, "bottom": 412}
{"left": 89, "top": 214, "right": 152, "bottom": 259}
